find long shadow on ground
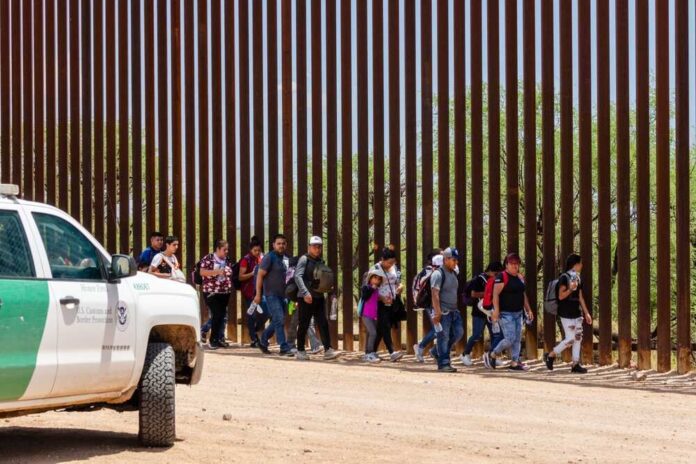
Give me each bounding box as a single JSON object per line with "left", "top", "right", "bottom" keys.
{"left": 0, "top": 426, "right": 170, "bottom": 464}
{"left": 211, "top": 345, "right": 696, "bottom": 396}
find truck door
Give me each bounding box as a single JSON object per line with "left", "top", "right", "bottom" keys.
{"left": 30, "top": 211, "right": 136, "bottom": 397}
{"left": 0, "top": 208, "right": 57, "bottom": 401}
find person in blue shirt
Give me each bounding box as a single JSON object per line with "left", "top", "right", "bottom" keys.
{"left": 138, "top": 231, "right": 164, "bottom": 270}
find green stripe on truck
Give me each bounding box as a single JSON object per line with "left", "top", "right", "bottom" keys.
{"left": 0, "top": 280, "right": 50, "bottom": 401}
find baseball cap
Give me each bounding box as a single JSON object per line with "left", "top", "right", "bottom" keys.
{"left": 431, "top": 255, "right": 444, "bottom": 267}
{"left": 309, "top": 236, "right": 323, "bottom": 246}
{"left": 442, "top": 247, "right": 459, "bottom": 259}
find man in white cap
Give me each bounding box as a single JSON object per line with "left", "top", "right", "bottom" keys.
{"left": 294, "top": 236, "right": 339, "bottom": 360}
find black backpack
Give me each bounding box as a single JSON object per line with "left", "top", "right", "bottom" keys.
{"left": 231, "top": 260, "right": 243, "bottom": 290}
{"left": 415, "top": 268, "right": 444, "bottom": 309}
{"left": 461, "top": 274, "right": 487, "bottom": 307}
{"left": 191, "top": 259, "right": 204, "bottom": 285}
{"left": 284, "top": 256, "right": 300, "bottom": 301}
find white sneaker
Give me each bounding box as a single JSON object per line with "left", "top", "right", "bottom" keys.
{"left": 460, "top": 354, "right": 473, "bottom": 366}
{"left": 413, "top": 344, "right": 424, "bottom": 363}
{"left": 323, "top": 348, "right": 339, "bottom": 360}
{"left": 310, "top": 345, "right": 324, "bottom": 355}
{"left": 390, "top": 351, "right": 404, "bottom": 362}
{"left": 367, "top": 352, "right": 381, "bottom": 363}
{"left": 296, "top": 350, "right": 310, "bottom": 361}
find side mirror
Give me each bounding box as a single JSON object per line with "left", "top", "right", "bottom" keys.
{"left": 110, "top": 254, "right": 138, "bottom": 281}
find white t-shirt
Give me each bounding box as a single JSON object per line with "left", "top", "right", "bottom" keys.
{"left": 373, "top": 263, "right": 400, "bottom": 302}
{"left": 150, "top": 253, "right": 179, "bottom": 272}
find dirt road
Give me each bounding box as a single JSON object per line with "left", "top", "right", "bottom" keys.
{"left": 2, "top": 348, "right": 695, "bottom": 463}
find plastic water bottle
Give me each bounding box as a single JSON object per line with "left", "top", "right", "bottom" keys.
{"left": 524, "top": 312, "right": 533, "bottom": 326}
{"left": 246, "top": 302, "right": 257, "bottom": 316}
{"left": 329, "top": 295, "right": 338, "bottom": 321}
{"left": 492, "top": 320, "right": 501, "bottom": 334}
{"left": 434, "top": 322, "right": 443, "bottom": 333}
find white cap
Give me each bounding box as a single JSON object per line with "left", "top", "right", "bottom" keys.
{"left": 431, "top": 255, "right": 444, "bottom": 267}
{"left": 309, "top": 236, "right": 323, "bottom": 246}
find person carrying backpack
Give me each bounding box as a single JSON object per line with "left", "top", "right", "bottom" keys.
{"left": 371, "top": 248, "right": 404, "bottom": 362}
{"left": 294, "top": 236, "right": 339, "bottom": 361}
{"left": 483, "top": 253, "right": 535, "bottom": 371}
{"left": 430, "top": 247, "right": 464, "bottom": 372}
{"left": 413, "top": 250, "right": 443, "bottom": 362}
{"left": 238, "top": 236, "right": 267, "bottom": 347}
{"left": 460, "top": 261, "right": 504, "bottom": 366}
{"left": 198, "top": 239, "right": 234, "bottom": 349}
{"left": 543, "top": 254, "right": 592, "bottom": 373}
{"left": 148, "top": 236, "right": 185, "bottom": 282}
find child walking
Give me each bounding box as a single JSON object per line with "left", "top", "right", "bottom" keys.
{"left": 361, "top": 269, "right": 384, "bottom": 363}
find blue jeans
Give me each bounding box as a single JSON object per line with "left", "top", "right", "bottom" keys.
{"left": 435, "top": 310, "right": 464, "bottom": 368}
{"left": 463, "top": 316, "right": 504, "bottom": 355}
{"left": 492, "top": 311, "right": 523, "bottom": 362}
{"left": 418, "top": 308, "right": 437, "bottom": 349}
{"left": 260, "top": 296, "right": 290, "bottom": 352}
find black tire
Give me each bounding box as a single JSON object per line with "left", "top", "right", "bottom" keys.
{"left": 138, "top": 342, "right": 176, "bottom": 447}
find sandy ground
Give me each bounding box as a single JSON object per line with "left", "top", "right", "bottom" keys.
{"left": 1, "top": 346, "right": 695, "bottom": 464}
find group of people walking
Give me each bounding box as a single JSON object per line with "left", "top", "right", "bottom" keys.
{"left": 407, "top": 247, "right": 591, "bottom": 373}
{"left": 136, "top": 230, "right": 592, "bottom": 373}
{"left": 138, "top": 231, "right": 339, "bottom": 359}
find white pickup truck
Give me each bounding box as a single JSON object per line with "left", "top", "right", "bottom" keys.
{"left": 0, "top": 185, "right": 204, "bottom": 447}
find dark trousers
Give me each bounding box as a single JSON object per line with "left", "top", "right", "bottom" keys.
{"left": 374, "top": 303, "right": 395, "bottom": 354}
{"left": 244, "top": 298, "right": 269, "bottom": 342}
{"left": 206, "top": 293, "right": 231, "bottom": 344}
{"left": 464, "top": 316, "right": 494, "bottom": 355}
{"left": 297, "top": 297, "right": 331, "bottom": 352}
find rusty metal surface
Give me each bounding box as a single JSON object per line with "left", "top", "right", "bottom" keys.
{"left": 0, "top": 0, "right": 690, "bottom": 366}
{"left": 470, "top": 0, "right": 483, "bottom": 277}
{"left": 655, "top": 0, "right": 671, "bottom": 373}
{"left": 505, "top": 0, "right": 518, "bottom": 255}
{"left": 340, "top": 0, "right": 353, "bottom": 352}
{"left": 635, "top": 0, "right": 650, "bottom": 371}
{"left": 541, "top": 0, "right": 555, "bottom": 353}
{"left": 487, "top": 0, "right": 500, "bottom": 262}
{"left": 522, "top": 0, "right": 537, "bottom": 359}
{"left": 326, "top": 0, "right": 338, "bottom": 345}
{"left": 158, "top": 0, "right": 170, "bottom": 237}
{"left": 616, "top": 0, "right": 631, "bottom": 368}
{"left": 437, "top": 0, "right": 449, "bottom": 249}
{"left": 119, "top": 0, "right": 130, "bottom": 253}
{"left": 0, "top": 0, "right": 9, "bottom": 184}
{"left": 578, "top": 0, "right": 593, "bottom": 364}
{"left": 674, "top": 0, "right": 691, "bottom": 375}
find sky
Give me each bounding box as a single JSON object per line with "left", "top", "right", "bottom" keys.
{"left": 221, "top": 0, "right": 695, "bottom": 216}
{"left": 32, "top": 0, "right": 694, "bottom": 218}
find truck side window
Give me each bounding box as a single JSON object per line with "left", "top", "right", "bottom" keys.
{"left": 0, "top": 211, "right": 35, "bottom": 278}
{"left": 33, "top": 213, "right": 105, "bottom": 281}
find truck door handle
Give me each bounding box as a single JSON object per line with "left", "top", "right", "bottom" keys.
{"left": 59, "top": 296, "right": 80, "bottom": 308}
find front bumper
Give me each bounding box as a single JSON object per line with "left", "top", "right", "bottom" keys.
{"left": 189, "top": 342, "right": 205, "bottom": 385}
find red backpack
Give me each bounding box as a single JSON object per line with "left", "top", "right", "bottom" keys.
{"left": 481, "top": 271, "right": 524, "bottom": 310}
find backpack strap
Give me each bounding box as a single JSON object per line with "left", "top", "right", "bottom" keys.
{"left": 159, "top": 253, "right": 180, "bottom": 272}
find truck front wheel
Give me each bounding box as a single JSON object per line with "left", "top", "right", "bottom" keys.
{"left": 138, "top": 342, "right": 176, "bottom": 447}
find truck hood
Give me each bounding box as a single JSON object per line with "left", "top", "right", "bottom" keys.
{"left": 131, "top": 272, "right": 199, "bottom": 299}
